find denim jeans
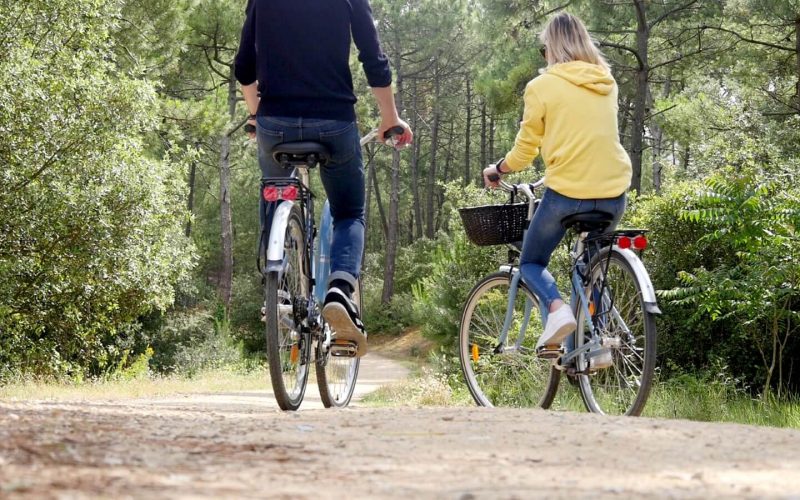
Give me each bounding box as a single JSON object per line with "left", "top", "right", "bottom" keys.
{"left": 520, "top": 188, "right": 626, "bottom": 310}
{"left": 256, "top": 116, "right": 365, "bottom": 284}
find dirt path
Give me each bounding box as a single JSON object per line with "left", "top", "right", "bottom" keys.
{"left": 2, "top": 351, "right": 800, "bottom": 499}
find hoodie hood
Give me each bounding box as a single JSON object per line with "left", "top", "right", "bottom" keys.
{"left": 546, "top": 61, "right": 614, "bottom": 95}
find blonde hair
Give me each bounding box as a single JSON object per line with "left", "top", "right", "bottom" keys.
{"left": 539, "top": 12, "right": 609, "bottom": 71}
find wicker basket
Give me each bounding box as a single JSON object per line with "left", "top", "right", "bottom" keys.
{"left": 459, "top": 202, "right": 530, "bottom": 246}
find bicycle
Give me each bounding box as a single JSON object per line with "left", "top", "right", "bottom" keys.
{"left": 458, "top": 177, "right": 659, "bottom": 416}
{"left": 259, "top": 126, "right": 403, "bottom": 411}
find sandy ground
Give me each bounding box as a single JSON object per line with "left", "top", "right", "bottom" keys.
{"left": 2, "top": 348, "right": 800, "bottom": 499}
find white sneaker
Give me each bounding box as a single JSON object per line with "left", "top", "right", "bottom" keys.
{"left": 536, "top": 304, "right": 577, "bottom": 351}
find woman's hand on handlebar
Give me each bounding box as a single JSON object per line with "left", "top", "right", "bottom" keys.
{"left": 378, "top": 118, "right": 413, "bottom": 149}
{"left": 483, "top": 163, "right": 503, "bottom": 189}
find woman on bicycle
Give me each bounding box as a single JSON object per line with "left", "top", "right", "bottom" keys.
{"left": 483, "top": 12, "right": 632, "bottom": 353}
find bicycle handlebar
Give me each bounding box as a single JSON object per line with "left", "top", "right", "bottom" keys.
{"left": 359, "top": 126, "right": 406, "bottom": 148}
{"left": 492, "top": 177, "right": 544, "bottom": 200}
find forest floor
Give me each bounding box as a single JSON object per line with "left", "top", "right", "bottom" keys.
{"left": 2, "top": 333, "right": 800, "bottom": 499}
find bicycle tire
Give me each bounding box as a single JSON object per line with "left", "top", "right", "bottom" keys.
{"left": 575, "top": 247, "right": 657, "bottom": 416}
{"left": 459, "top": 271, "right": 560, "bottom": 408}
{"left": 315, "top": 281, "right": 362, "bottom": 408}
{"left": 265, "top": 206, "right": 311, "bottom": 411}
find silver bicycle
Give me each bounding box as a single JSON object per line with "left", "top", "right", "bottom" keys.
{"left": 458, "top": 178, "right": 659, "bottom": 416}
{"left": 260, "top": 127, "right": 402, "bottom": 411}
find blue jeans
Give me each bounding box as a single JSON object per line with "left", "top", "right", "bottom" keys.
{"left": 257, "top": 116, "right": 365, "bottom": 284}
{"left": 520, "top": 188, "right": 626, "bottom": 310}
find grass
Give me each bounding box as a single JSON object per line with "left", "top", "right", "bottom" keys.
{"left": 642, "top": 378, "right": 800, "bottom": 428}
{"left": 0, "top": 368, "right": 269, "bottom": 402}
{"left": 364, "top": 356, "right": 800, "bottom": 429}
{"left": 362, "top": 366, "right": 473, "bottom": 407}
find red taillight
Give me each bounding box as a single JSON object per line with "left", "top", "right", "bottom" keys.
{"left": 281, "top": 185, "right": 298, "bottom": 201}
{"left": 263, "top": 185, "right": 279, "bottom": 202}
{"left": 617, "top": 236, "right": 631, "bottom": 249}
{"left": 633, "top": 235, "right": 648, "bottom": 250}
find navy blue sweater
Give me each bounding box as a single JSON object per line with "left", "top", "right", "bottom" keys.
{"left": 234, "top": 0, "right": 392, "bottom": 121}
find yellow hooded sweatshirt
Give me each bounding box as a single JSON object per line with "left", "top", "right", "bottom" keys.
{"left": 504, "top": 61, "right": 632, "bottom": 199}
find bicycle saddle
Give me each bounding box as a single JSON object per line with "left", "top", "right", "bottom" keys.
{"left": 272, "top": 141, "right": 331, "bottom": 168}
{"left": 560, "top": 210, "right": 614, "bottom": 233}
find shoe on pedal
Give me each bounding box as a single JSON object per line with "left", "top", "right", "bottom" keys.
{"left": 322, "top": 286, "right": 367, "bottom": 357}
{"left": 536, "top": 304, "right": 577, "bottom": 354}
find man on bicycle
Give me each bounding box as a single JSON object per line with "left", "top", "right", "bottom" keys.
{"left": 234, "top": 0, "right": 412, "bottom": 354}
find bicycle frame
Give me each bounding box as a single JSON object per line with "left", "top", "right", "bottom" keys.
{"left": 491, "top": 178, "right": 659, "bottom": 373}
{"left": 260, "top": 129, "right": 394, "bottom": 349}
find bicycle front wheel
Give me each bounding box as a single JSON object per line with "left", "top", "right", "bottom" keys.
{"left": 575, "top": 247, "right": 657, "bottom": 416}
{"left": 459, "top": 272, "right": 560, "bottom": 408}
{"left": 265, "top": 206, "right": 310, "bottom": 411}
{"left": 315, "top": 281, "right": 362, "bottom": 408}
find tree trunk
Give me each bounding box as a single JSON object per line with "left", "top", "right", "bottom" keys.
{"left": 629, "top": 0, "right": 650, "bottom": 194}
{"left": 489, "top": 113, "right": 495, "bottom": 161}
{"left": 185, "top": 144, "right": 198, "bottom": 238}
{"left": 480, "top": 99, "right": 487, "bottom": 183}
{"left": 681, "top": 145, "right": 691, "bottom": 171}
{"left": 795, "top": 17, "right": 800, "bottom": 109}
{"left": 369, "top": 158, "right": 388, "bottom": 239}
{"left": 437, "top": 120, "right": 455, "bottom": 232}
{"left": 382, "top": 39, "right": 404, "bottom": 304}
{"left": 650, "top": 73, "right": 670, "bottom": 194}
{"left": 409, "top": 79, "right": 424, "bottom": 240}
{"left": 425, "top": 68, "right": 441, "bottom": 239}
{"left": 463, "top": 77, "right": 472, "bottom": 186}
{"left": 382, "top": 148, "right": 401, "bottom": 304}
{"left": 364, "top": 146, "right": 384, "bottom": 251}
{"left": 218, "top": 67, "right": 237, "bottom": 313}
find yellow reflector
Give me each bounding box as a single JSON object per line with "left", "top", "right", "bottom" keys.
{"left": 589, "top": 302, "right": 596, "bottom": 316}
{"left": 290, "top": 344, "right": 299, "bottom": 364}
{"left": 471, "top": 344, "right": 479, "bottom": 362}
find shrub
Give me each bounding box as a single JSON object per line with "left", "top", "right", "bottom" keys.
{"left": 630, "top": 172, "right": 800, "bottom": 395}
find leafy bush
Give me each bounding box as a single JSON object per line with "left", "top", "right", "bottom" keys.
{"left": 630, "top": 171, "right": 800, "bottom": 395}
{"left": 411, "top": 181, "right": 512, "bottom": 345}
{"left": 0, "top": 0, "right": 193, "bottom": 381}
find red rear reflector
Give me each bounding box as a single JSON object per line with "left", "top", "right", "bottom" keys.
{"left": 633, "top": 235, "right": 648, "bottom": 250}
{"left": 617, "top": 236, "right": 631, "bottom": 249}
{"left": 281, "top": 185, "right": 298, "bottom": 201}
{"left": 263, "top": 185, "right": 279, "bottom": 202}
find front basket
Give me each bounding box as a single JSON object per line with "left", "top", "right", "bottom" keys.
{"left": 458, "top": 203, "right": 529, "bottom": 246}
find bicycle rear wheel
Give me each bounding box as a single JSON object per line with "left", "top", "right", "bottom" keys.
{"left": 315, "top": 281, "right": 362, "bottom": 408}
{"left": 265, "top": 206, "right": 311, "bottom": 411}
{"left": 459, "top": 271, "right": 560, "bottom": 408}
{"left": 575, "top": 247, "right": 657, "bottom": 416}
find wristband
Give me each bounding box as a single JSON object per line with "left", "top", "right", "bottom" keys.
{"left": 248, "top": 114, "right": 256, "bottom": 121}
{"left": 496, "top": 158, "right": 509, "bottom": 175}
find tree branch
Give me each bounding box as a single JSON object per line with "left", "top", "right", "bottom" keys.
{"left": 599, "top": 41, "right": 645, "bottom": 69}
{"left": 703, "top": 25, "right": 795, "bottom": 52}
{"left": 649, "top": 0, "right": 698, "bottom": 30}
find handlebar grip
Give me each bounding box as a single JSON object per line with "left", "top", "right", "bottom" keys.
{"left": 383, "top": 126, "right": 405, "bottom": 139}
{"left": 244, "top": 123, "right": 256, "bottom": 134}
{"left": 487, "top": 173, "right": 500, "bottom": 183}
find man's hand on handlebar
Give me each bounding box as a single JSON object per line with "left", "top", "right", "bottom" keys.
{"left": 378, "top": 118, "right": 413, "bottom": 149}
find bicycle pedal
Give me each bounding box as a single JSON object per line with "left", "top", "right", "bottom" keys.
{"left": 536, "top": 345, "right": 564, "bottom": 360}
{"left": 330, "top": 340, "right": 359, "bottom": 358}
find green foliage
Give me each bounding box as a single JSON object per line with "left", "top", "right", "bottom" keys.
{"left": 411, "top": 182, "right": 510, "bottom": 344}
{"left": 0, "top": 0, "right": 193, "bottom": 381}
{"left": 631, "top": 170, "right": 800, "bottom": 395}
